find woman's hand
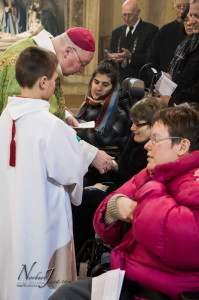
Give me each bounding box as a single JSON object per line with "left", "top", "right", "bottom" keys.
{"left": 116, "top": 197, "right": 137, "bottom": 223}
{"left": 194, "top": 169, "right": 199, "bottom": 181}
{"left": 65, "top": 115, "right": 79, "bottom": 127}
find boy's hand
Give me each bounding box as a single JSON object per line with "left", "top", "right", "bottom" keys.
{"left": 91, "top": 150, "right": 114, "bottom": 174}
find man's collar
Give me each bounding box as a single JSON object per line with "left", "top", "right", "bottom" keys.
{"left": 132, "top": 18, "right": 140, "bottom": 29}
{"left": 126, "top": 18, "right": 140, "bottom": 35}
{"left": 32, "top": 29, "right": 63, "bottom": 76}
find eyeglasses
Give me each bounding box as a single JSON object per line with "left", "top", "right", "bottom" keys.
{"left": 150, "top": 136, "right": 183, "bottom": 144}
{"left": 133, "top": 122, "right": 150, "bottom": 128}
{"left": 121, "top": 12, "right": 138, "bottom": 19}
{"left": 73, "top": 47, "right": 85, "bottom": 68}
{"left": 175, "top": 5, "right": 189, "bottom": 11}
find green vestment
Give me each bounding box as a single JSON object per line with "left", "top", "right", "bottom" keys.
{"left": 0, "top": 37, "right": 65, "bottom": 119}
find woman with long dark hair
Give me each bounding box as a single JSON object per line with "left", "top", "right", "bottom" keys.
{"left": 76, "top": 59, "right": 131, "bottom": 148}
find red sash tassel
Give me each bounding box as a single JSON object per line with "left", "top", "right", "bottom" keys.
{"left": 9, "top": 120, "right": 16, "bottom": 167}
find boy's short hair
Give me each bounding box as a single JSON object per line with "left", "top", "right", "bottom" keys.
{"left": 16, "top": 46, "right": 58, "bottom": 88}
{"left": 152, "top": 104, "right": 199, "bottom": 152}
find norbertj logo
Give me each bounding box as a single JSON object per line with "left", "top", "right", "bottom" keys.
{"left": 17, "top": 262, "right": 55, "bottom": 288}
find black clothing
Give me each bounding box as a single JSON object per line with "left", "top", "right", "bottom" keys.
{"left": 72, "top": 188, "right": 106, "bottom": 254}
{"left": 49, "top": 277, "right": 171, "bottom": 300}
{"left": 109, "top": 20, "right": 158, "bottom": 82}
{"left": 169, "top": 34, "right": 199, "bottom": 106}
{"left": 125, "top": 26, "right": 134, "bottom": 46}
{"left": 49, "top": 278, "right": 134, "bottom": 300}
{"left": 76, "top": 90, "right": 131, "bottom": 148}
{"left": 147, "top": 20, "right": 186, "bottom": 73}
{"left": 49, "top": 278, "right": 136, "bottom": 300}
{"left": 107, "top": 135, "right": 147, "bottom": 193}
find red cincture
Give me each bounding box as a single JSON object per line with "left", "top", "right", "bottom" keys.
{"left": 9, "top": 120, "right": 16, "bottom": 167}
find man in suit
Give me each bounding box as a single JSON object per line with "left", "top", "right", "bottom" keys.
{"left": 104, "top": 0, "right": 158, "bottom": 85}
{"left": 147, "top": 0, "right": 189, "bottom": 73}
{"left": 161, "top": 0, "right": 199, "bottom": 106}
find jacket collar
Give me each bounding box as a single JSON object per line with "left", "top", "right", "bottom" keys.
{"left": 154, "top": 151, "right": 199, "bottom": 183}
{"left": 6, "top": 96, "right": 50, "bottom": 121}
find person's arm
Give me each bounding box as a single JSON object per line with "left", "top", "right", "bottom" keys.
{"left": 128, "top": 25, "right": 159, "bottom": 68}
{"left": 104, "top": 49, "right": 120, "bottom": 61}
{"left": 168, "top": 81, "right": 199, "bottom": 106}
{"left": 44, "top": 118, "right": 88, "bottom": 206}
{"left": 93, "top": 168, "right": 149, "bottom": 246}
{"left": 194, "top": 169, "right": 199, "bottom": 181}
{"left": 78, "top": 140, "right": 114, "bottom": 174}
{"left": 93, "top": 178, "right": 137, "bottom": 247}
{"left": 90, "top": 149, "right": 114, "bottom": 174}
{"left": 133, "top": 180, "right": 199, "bottom": 269}
{"left": 0, "top": 54, "right": 21, "bottom": 114}
{"left": 111, "top": 25, "right": 159, "bottom": 69}
{"left": 87, "top": 107, "right": 130, "bottom": 147}
{"left": 104, "top": 29, "right": 122, "bottom": 62}
{"left": 104, "top": 194, "right": 137, "bottom": 225}
{"left": 147, "top": 28, "right": 161, "bottom": 68}
{"left": 65, "top": 109, "right": 79, "bottom": 127}
{"left": 109, "top": 29, "right": 118, "bottom": 53}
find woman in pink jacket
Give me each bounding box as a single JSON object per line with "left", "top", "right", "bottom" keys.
{"left": 50, "top": 104, "right": 199, "bottom": 300}
{"left": 93, "top": 104, "right": 199, "bottom": 299}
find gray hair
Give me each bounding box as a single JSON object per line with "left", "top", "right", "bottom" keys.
{"left": 173, "top": 0, "right": 190, "bottom": 6}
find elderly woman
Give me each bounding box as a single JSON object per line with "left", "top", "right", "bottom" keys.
{"left": 75, "top": 59, "right": 131, "bottom": 148}
{"left": 50, "top": 104, "right": 199, "bottom": 300}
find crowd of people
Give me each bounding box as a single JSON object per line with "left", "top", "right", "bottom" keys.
{"left": 0, "top": 0, "right": 199, "bottom": 300}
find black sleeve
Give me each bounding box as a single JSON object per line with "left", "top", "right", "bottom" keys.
{"left": 169, "top": 81, "right": 199, "bottom": 106}
{"left": 129, "top": 25, "right": 159, "bottom": 68}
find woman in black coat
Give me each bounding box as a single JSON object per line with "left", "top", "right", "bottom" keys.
{"left": 75, "top": 59, "right": 132, "bottom": 149}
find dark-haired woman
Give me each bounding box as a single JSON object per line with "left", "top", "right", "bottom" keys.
{"left": 75, "top": 59, "right": 131, "bottom": 148}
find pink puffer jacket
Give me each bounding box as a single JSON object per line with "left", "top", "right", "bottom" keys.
{"left": 94, "top": 151, "right": 199, "bottom": 299}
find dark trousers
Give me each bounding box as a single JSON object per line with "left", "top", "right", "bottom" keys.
{"left": 48, "top": 278, "right": 136, "bottom": 300}
{"left": 49, "top": 278, "right": 171, "bottom": 300}
{"left": 72, "top": 188, "right": 107, "bottom": 254}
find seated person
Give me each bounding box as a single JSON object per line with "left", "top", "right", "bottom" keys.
{"left": 181, "top": 7, "right": 193, "bottom": 36}
{"left": 161, "top": 0, "right": 199, "bottom": 106}
{"left": 75, "top": 59, "right": 132, "bottom": 148}
{"left": 50, "top": 104, "right": 199, "bottom": 300}
{"left": 73, "top": 97, "right": 167, "bottom": 254}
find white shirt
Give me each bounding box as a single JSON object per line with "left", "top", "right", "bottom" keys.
{"left": 125, "top": 18, "right": 140, "bottom": 36}
{"left": 0, "top": 96, "right": 88, "bottom": 299}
